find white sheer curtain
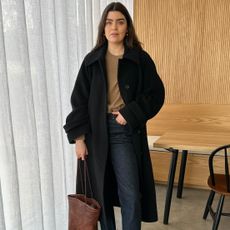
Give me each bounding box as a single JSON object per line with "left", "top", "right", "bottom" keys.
{"left": 0, "top": 0, "right": 133, "bottom": 230}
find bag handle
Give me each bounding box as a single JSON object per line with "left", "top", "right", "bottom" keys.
{"left": 77, "top": 160, "right": 93, "bottom": 198}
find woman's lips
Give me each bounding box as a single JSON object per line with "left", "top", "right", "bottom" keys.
{"left": 110, "top": 33, "right": 119, "bottom": 36}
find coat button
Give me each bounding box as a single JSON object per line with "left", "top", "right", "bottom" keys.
{"left": 125, "top": 84, "right": 130, "bottom": 89}
{"left": 137, "top": 130, "right": 141, "bottom": 134}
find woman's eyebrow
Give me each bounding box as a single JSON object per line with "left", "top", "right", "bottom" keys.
{"left": 106, "top": 18, "right": 126, "bottom": 21}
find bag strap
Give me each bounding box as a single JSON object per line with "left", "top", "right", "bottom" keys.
{"left": 77, "top": 160, "right": 93, "bottom": 198}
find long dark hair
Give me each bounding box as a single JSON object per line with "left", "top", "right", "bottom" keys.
{"left": 93, "top": 2, "right": 142, "bottom": 50}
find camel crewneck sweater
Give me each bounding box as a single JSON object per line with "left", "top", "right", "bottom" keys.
{"left": 105, "top": 50, "right": 125, "bottom": 113}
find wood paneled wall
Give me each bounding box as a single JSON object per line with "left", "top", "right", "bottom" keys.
{"left": 134, "top": 0, "right": 230, "bottom": 104}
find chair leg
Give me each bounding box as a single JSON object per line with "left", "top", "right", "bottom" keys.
{"left": 203, "top": 190, "right": 215, "bottom": 219}
{"left": 212, "top": 195, "right": 225, "bottom": 230}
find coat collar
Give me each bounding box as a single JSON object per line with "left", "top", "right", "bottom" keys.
{"left": 85, "top": 43, "right": 140, "bottom": 66}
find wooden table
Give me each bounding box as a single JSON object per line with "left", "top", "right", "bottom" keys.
{"left": 153, "top": 131, "right": 230, "bottom": 224}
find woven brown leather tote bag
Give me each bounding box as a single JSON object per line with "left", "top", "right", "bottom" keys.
{"left": 68, "top": 160, "right": 101, "bottom": 230}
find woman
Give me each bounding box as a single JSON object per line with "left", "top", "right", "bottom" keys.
{"left": 64, "top": 2, "right": 165, "bottom": 230}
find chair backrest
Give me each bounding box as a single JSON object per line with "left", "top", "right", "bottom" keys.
{"left": 209, "top": 144, "right": 230, "bottom": 192}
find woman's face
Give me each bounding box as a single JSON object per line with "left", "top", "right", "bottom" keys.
{"left": 104, "top": 11, "right": 128, "bottom": 46}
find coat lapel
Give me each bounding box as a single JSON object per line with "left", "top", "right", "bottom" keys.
{"left": 85, "top": 43, "right": 141, "bottom": 67}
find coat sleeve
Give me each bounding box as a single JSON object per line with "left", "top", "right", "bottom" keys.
{"left": 119, "top": 51, "right": 165, "bottom": 129}
{"left": 63, "top": 60, "right": 90, "bottom": 143}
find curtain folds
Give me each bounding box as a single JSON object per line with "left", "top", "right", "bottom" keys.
{"left": 0, "top": 0, "right": 133, "bottom": 229}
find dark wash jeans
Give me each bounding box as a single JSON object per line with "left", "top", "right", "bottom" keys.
{"left": 100, "top": 114, "right": 141, "bottom": 230}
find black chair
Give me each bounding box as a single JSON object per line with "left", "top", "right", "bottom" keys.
{"left": 203, "top": 144, "right": 230, "bottom": 230}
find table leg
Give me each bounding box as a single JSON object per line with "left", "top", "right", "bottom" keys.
{"left": 163, "top": 149, "right": 179, "bottom": 225}
{"left": 177, "top": 150, "right": 188, "bottom": 198}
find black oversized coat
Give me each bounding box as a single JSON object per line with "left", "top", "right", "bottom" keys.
{"left": 64, "top": 44, "right": 165, "bottom": 227}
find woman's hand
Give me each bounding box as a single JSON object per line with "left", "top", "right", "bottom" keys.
{"left": 112, "top": 111, "right": 127, "bottom": 125}
{"left": 75, "top": 140, "right": 88, "bottom": 160}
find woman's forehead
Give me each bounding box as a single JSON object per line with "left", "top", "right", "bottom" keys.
{"left": 106, "top": 11, "right": 126, "bottom": 20}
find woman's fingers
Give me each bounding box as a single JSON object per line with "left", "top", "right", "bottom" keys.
{"left": 75, "top": 140, "right": 88, "bottom": 160}
{"left": 81, "top": 148, "right": 88, "bottom": 160}
{"left": 112, "top": 111, "right": 127, "bottom": 125}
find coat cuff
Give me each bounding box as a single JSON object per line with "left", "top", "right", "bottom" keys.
{"left": 65, "top": 124, "right": 89, "bottom": 144}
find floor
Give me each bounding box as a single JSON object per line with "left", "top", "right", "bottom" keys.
{"left": 100, "top": 184, "right": 230, "bottom": 230}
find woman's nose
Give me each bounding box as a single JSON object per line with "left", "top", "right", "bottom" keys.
{"left": 112, "top": 22, "right": 117, "bottom": 29}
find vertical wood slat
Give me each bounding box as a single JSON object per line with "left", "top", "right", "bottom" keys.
{"left": 134, "top": 0, "right": 230, "bottom": 104}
